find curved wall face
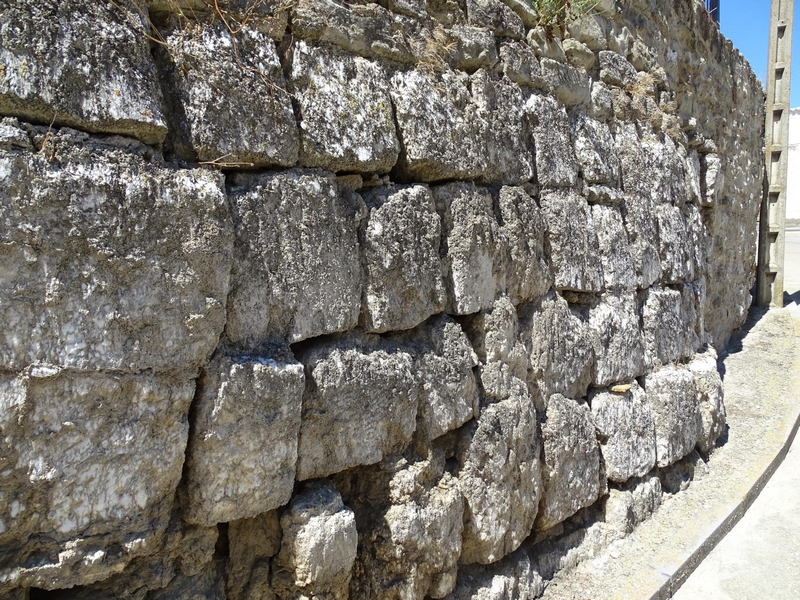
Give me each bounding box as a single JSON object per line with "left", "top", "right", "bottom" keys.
{"left": 0, "top": 0, "right": 763, "bottom": 598}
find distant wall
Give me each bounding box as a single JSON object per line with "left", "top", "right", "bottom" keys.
{"left": 0, "top": 0, "right": 765, "bottom": 598}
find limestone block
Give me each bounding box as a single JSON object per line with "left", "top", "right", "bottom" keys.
{"left": 655, "top": 204, "right": 695, "bottom": 284}
{"left": 689, "top": 347, "right": 726, "bottom": 453}
{"left": 587, "top": 292, "right": 646, "bottom": 387}
{"left": 499, "top": 0, "right": 539, "bottom": 28}
{"left": 184, "top": 349, "right": 305, "bottom": 526}
{"left": 447, "top": 25, "right": 500, "bottom": 71}
{"left": 497, "top": 186, "right": 552, "bottom": 305}
{"left": 685, "top": 150, "right": 703, "bottom": 204}
{"left": 525, "top": 94, "right": 580, "bottom": 188}
{"left": 598, "top": 50, "right": 638, "bottom": 88}
{"left": 459, "top": 386, "right": 542, "bottom": 564}
{"left": 642, "top": 286, "right": 690, "bottom": 367}
{"left": 227, "top": 511, "right": 281, "bottom": 600}
{"left": 573, "top": 112, "right": 621, "bottom": 185}
{"left": 592, "top": 204, "right": 637, "bottom": 291}
{"left": 567, "top": 14, "right": 608, "bottom": 51}
{"left": 290, "top": 41, "right": 399, "bottom": 173}
{"left": 499, "top": 41, "right": 545, "bottom": 89}
{"left": 0, "top": 0, "right": 167, "bottom": 144}
{"left": 226, "top": 169, "right": 364, "bottom": 345}
{"left": 540, "top": 189, "right": 605, "bottom": 293}
{"left": 148, "top": 561, "right": 227, "bottom": 600}
{"left": 621, "top": 189, "right": 662, "bottom": 289}
{"left": 0, "top": 131, "right": 232, "bottom": 372}
{"left": 700, "top": 153, "right": 723, "bottom": 207}
{"left": 539, "top": 58, "right": 592, "bottom": 107}
{"left": 589, "top": 80, "right": 614, "bottom": 121}
{"left": 162, "top": 23, "right": 298, "bottom": 167}
{"left": 467, "top": 0, "right": 525, "bottom": 39}
{"left": 361, "top": 185, "right": 446, "bottom": 333}
{"left": 681, "top": 281, "right": 704, "bottom": 355}
{"left": 527, "top": 27, "right": 566, "bottom": 61}
{"left": 295, "top": 334, "right": 418, "bottom": 480}
{"left": 563, "top": 39, "right": 596, "bottom": 71}
{"left": 449, "top": 549, "right": 545, "bottom": 600}
{"left": 291, "top": 0, "right": 414, "bottom": 63}
{"left": 686, "top": 202, "right": 709, "bottom": 276}
{"left": 0, "top": 370, "right": 194, "bottom": 591}
{"left": 536, "top": 394, "right": 601, "bottom": 530}
{"left": 433, "top": 183, "right": 506, "bottom": 314}
{"left": 274, "top": 483, "right": 358, "bottom": 600}
{"left": 521, "top": 292, "right": 595, "bottom": 400}
{"left": 645, "top": 366, "right": 701, "bottom": 468}
{"left": 604, "top": 474, "right": 662, "bottom": 535}
{"left": 391, "top": 69, "right": 488, "bottom": 182}
{"left": 591, "top": 384, "right": 657, "bottom": 483}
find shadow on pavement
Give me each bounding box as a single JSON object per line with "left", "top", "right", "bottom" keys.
{"left": 717, "top": 303, "right": 770, "bottom": 380}
{"left": 784, "top": 289, "right": 800, "bottom": 307}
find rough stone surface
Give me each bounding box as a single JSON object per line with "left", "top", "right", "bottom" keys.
{"left": 689, "top": 347, "right": 727, "bottom": 453}
{"left": 592, "top": 204, "right": 637, "bottom": 291}
{"left": 642, "top": 286, "right": 691, "bottom": 368}
{"left": 573, "top": 112, "right": 621, "bottom": 185}
{"left": 0, "top": 0, "right": 167, "bottom": 144}
{"left": 645, "top": 366, "right": 701, "bottom": 468}
{"left": 226, "top": 169, "right": 364, "bottom": 345}
{"left": 227, "top": 511, "right": 281, "bottom": 600}
{"left": 184, "top": 349, "right": 305, "bottom": 526}
{"left": 526, "top": 95, "right": 579, "bottom": 188}
{"left": 587, "top": 292, "right": 646, "bottom": 387}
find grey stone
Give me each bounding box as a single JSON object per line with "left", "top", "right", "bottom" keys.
{"left": 539, "top": 58, "right": 592, "bottom": 107}
{"left": 689, "top": 347, "right": 726, "bottom": 453}
{"left": 642, "top": 286, "right": 691, "bottom": 368}
{"left": 0, "top": 132, "right": 233, "bottom": 372}
{"left": 434, "top": 183, "right": 505, "bottom": 314}
{"left": 591, "top": 384, "right": 657, "bottom": 483}
{"left": 361, "top": 185, "right": 446, "bottom": 333}
{"left": 184, "top": 349, "right": 305, "bottom": 526}
{"left": 537, "top": 394, "right": 601, "bottom": 530}
{"left": 449, "top": 549, "right": 545, "bottom": 600}
{"left": 567, "top": 14, "right": 608, "bottom": 51}
{"left": 587, "top": 292, "right": 646, "bottom": 387}
{"left": 499, "top": 42, "right": 545, "bottom": 89}
{"left": 526, "top": 27, "right": 567, "bottom": 61}
{"left": 290, "top": 41, "right": 399, "bottom": 173}
{"left": 467, "top": 0, "right": 525, "bottom": 39}
{"left": 161, "top": 22, "right": 298, "bottom": 167}
{"left": 148, "top": 561, "right": 227, "bottom": 600}
{"left": 499, "top": 0, "right": 540, "bottom": 29}
{"left": 521, "top": 292, "right": 595, "bottom": 400}
{"left": 0, "top": 0, "right": 167, "bottom": 145}
{"left": 573, "top": 112, "right": 621, "bottom": 185}
{"left": 621, "top": 191, "right": 663, "bottom": 289}
{"left": 446, "top": 25, "right": 500, "bottom": 71}
{"left": 274, "top": 483, "right": 358, "bottom": 600}
{"left": 700, "top": 153, "right": 723, "bottom": 207}
{"left": 226, "top": 169, "right": 364, "bottom": 345}
{"left": 227, "top": 512, "right": 281, "bottom": 600}
{"left": 459, "top": 387, "right": 542, "bottom": 564}
{"left": 598, "top": 50, "right": 638, "bottom": 88}
{"left": 540, "top": 189, "right": 605, "bottom": 293}
{"left": 589, "top": 80, "right": 615, "bottom": 121}
{"left": 295, "top": 334, "right": 418, "bottom": 480}
{"left": 592, "top": 204, "right": 637, "bottom": 291}
{"left": 0, "top": 370, "right": 194, "bottom": 590}
{"left": 563, "top": 39, "right": 597, "bottom": 71}
{"left": 655, "top": 204, "right": 695, "bottom": 284}
{"left": 498, "top": 186, "right": 552, "bottom": 305}
{"left": 526, "top": 94, "right": 579, "bottom": 188}
{"left": 604, "top": 474, "right": 662, "bottom": 535}
{"left": 645, "top": 366, "right": 701, "bottom": 468}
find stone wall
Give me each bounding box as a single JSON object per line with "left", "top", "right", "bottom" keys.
{"left": 0, "top": 0, "right": 764, "bottom": 598}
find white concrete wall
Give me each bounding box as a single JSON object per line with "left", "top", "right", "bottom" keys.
{"left": 788, "top": 107, "right": 800, "bottom": 221}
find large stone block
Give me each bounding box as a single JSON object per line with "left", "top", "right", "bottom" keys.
{"left": 184, "top": 349, "right": 305, "bottom": 526}
{"left": 526, "top": 94, "right": 580, "bottom": 188}
{"left": 295, "top": 334, "right": 418, "bottom": 480}
{"left": 226, "top": 169, "right": 364, "bottom": 345}
{"left": 161, "top": 23, "right": 298, "bottom": 167}
{"left": 0, "top": 0, "right": 167, "bottom": 144}
{"left": 689, "top": 347, "right": 726, "bottom": 453}
{"left": 290, "top": 41, "right": 399, "bottom": 173}
{"left": 592, "top": 204, "right": 637, "bottom": 291}
{"left": 361, "top": 185, "right": 446, "bottom": 333}
{"left": 539, "top": 58, "right": 591, "bottom": 107}
{"left": 587, "top": 292, "right": 646, "bottom": 387}
{"left": 499, "top": 41, "right": 545, "bottom": 89}
{"left": 227, "top": 511, "right": 281, "bottom": 600}
{"left": 621, "top": 191, "right": 663, "bottom": 289}
{"left": 0, "top": 128, "right": 233, "bottom": 372}
{"left": 433, "top": 183, "right": 505, "bottom": 315}
{"left": 536, "top": 394, "right": 601, "bottom": 530}
{"left": 644, "top": 366, "right": 701, "bottom": 467}
{"left": 642, "top": 286, "right": 693, "bottom": 368}
{"left": 573, "top": 112, "right": 621, "bottom": 185}
{"left": 467, "top": 0, "right": 525, "bottom": 39}
{"left": 0, "top": 370, "right": 194, "bottom": 591}
{"left": 540, "top": 189, "right": 604, "bottom": 293}
{"left": 655, "top": 204, "right": 695, "bottom": 284}
{"left": 459, "top": 386, "right": 542, "bottom": 564}
{"left": 591, "top": 384, "right": 657, "bottom": 482}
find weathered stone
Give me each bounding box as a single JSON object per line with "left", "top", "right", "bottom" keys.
{"left": 567, "top": 14, "right": 609, "bottom": 51}
{"left": 499, "top": 0, "right": 539, "bottom": 28}
{"left": 360, "top": 185, "right": 446, "bottom": 333}
{"left": 391, "top": 69, "right": 488, "bottom": 182}
{"left": 467, "top": 0, "right": 525, "bottom": 39}
{"left": 446, "top": 25, "right": 500, "bottom": 71}
{"left": 226, "top": 169, "right": 364, "bottom": 345}
{"left": 689, "top": 347, "right": 726, "bottom": 453}
{"left": 521, "top": 292, "right": 595, "bottom": 400}
{"left": 184, "top": 349, "right": 305, "bottom": 526}
{"left": 700, "top": 153, "right": 723, "bottom": 207}
{"left": 655, "top": 204, "right": 695, "bottom": 284}
{"left": 295, "top": 334, "right": 418, "bottom": 480}
{"left": 0, "top": 130, "right": 232, "bottom": 372}
{"left": 537, "top": 394, "right": 601, "bottom": 530}
{"left": 645, "top": 366, "right": 701, "bottom": 468}
{"left": 526, "top": 27, "right": 566, "bottom": 61}
{"left": 540, "top": 189, "right": 605, "bottom": 293}
{"left": 0, "top": 0, "right": 167, "bottom": 144}
{"left": 290, "top": 41, "right": 399, "bottom": 173}
{"left": 589, "top": 80, "right": 614, "bottom": 121}
{"left": 526, "top": 94, "right": 579, "bottom": 188}
{"left": 161, "top": 22, "right": 298, "bottom": 167}
{"left": 540, "top": 58, "right": 592, "bottom": 107}
{"left": 0, "top": 370, "right": 194, "bottom": 591}
{"left": 449, "top": 549, "right": 545, "bottom": 600}
{"left": 498, "top": 186, "right": 552, "bottom": 305}
{"left": 573, "top": 112, "right": 621, "bottom": 185}
{"left": 587, "top": 292, "right": 646, "bottom": 387}
{"left": 459, "top": 387, "right": 542, "bottom": 564}
{"left": 604, "top": 474, "right": 662, "bottom": 535}
{"left": 227, "top": 512, "right": 281, "bottom": 600}
{"left": 499, "top": 41, "right": 545, "bottom": 89}
{"left": 591, "top": 384, "right": 657, "bottom": 482}
{"left": 433, "top": 183, "right": 505, "bottom": 314}
{"left": 598, "top": 50, "right": 638, "bottom": 88}
{"left": 681, "top": 280, "right": 704, "bottom": 355}
{"left": 563, "top": 39, "right": 596, "bottom": 71}
{"left": 642, "top": 286, "right": 691, "bottom": 368}
{"left": 274, "top": 483, "right": 358, "bottom": 600}
{"left": 592, "top": 204, "right": 637, "bottom": 291}
{"left": 148, "top": 561, "right": 227, "bottom": 600}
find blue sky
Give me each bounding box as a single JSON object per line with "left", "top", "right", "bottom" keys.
{"left": 720, "top": 0, "right": 800, "bottom": 107}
